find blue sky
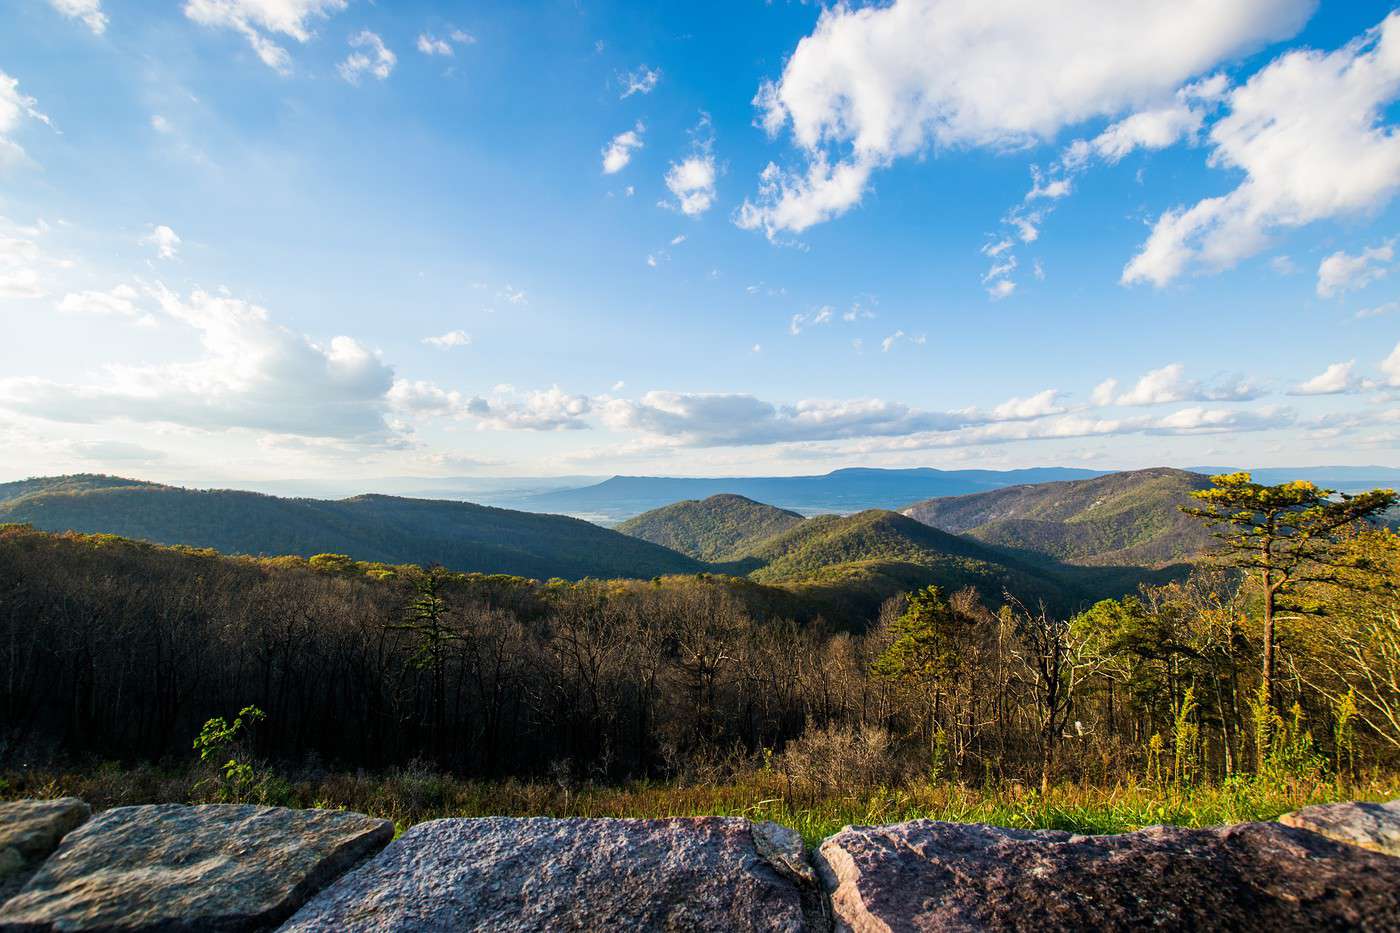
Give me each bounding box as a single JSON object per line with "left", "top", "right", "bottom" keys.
{"left": 2, "top": 0, "right": 1399, "bottom": 483}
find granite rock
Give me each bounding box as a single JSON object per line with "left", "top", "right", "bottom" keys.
{"left": 1279, "top": 798, "right": 1400, "bottom": 857}
{"left": 0, "top": 803, "right": 391, "bottom": 932}
{"left": 817, "top": 818, "right": 1400, "bottom": 932}
{"left": 282, "top": 815, "right": 815, "bottom": 932}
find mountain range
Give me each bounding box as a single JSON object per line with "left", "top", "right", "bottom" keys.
{"left": 5, "top": 465, "right": 1390, "bottom": 624}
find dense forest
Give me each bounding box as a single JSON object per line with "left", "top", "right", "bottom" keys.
{"left": 2, "top": 473, "right": 1396, "bottom": 807}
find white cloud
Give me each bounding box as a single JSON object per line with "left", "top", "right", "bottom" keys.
{"left": 1357, "top": 300, "right": 1399, "bottom": 319}
{"left": 416, "top": 30, "right": 474, "bottom": 56}
{"left": 670, "top": 234, "right": 686, "bottom": 246}
{"left": 619, "top": 65, "right": 661, "bottom": 98}
{"left": 499, "top": 285, "right": 527, "bottom": 304}
{"left": 0, "top": 72, "right": 52, "bottom": 168}
{"left": 0, "top": 224, "right": 47, "bottom": 299}
{"left": 880, "top": 330, "right": 925, "bottom": 352}
{"left": 1316, "top": 241, "right": 1394, "bottom": 298}
{"left": 339, "top": 30, "right": 396, "bottom": 84}
{"left": 140, "top": 224, "right": 181, "bottom": 260}
{"left": 1, "top": 284, "right": 400, "bottom": 444}
{"left": 986, "top": 279, "right": 1015, "bottom": 300}
{"left": 1383, "top": 341, "right": 1400, "bottom": 387}
{"left": 392, "top": 382, "right": 591, "bottom": 431}
{"left": 1290, "top": 360, "right": 1359, "bottom": 395}
{"left": 740, "top": 0, "right": 1310, "bottom": 237}
{"left": 49, "top": 0, "right": 107, "bottom": 35}
{"left": 1124, "top": 13, "right": 1400, "bottom": 286}
{"left": 1103, "top": 363, "right": 1262, "bottom": 406}
{"left": 183, "top": 0, "right": 348, "bottom": 74}
{"left": 602, "top": 122, "right": 644, "bottom": 174}
{"left": 1090, "top": 378, "right": 1118, "bottom": 406}
{"left": 417, "top": 34, "right": 451, "bottom": 56}
{"left": 56, "top": 284, "right": 155, "bottom": 325}
{"left": 990, "top": 389, "right": 1064, "bottom": 420}
{"left": 422, "top": 329, "right": 471, "bottom": 349}
{"left": 601, "top": 392, "right": 966, "bottom": 447}
{"left": 789, "top": 306, "right": 835, "bottom": 335}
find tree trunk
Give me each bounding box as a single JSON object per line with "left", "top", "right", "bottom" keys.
{"left": 1257, "top": 578, "right": 1276, "bottom": 772}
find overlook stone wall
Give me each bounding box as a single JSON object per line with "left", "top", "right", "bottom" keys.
{"left": 0, "top": 797, "right": 1395, "bottom": 931}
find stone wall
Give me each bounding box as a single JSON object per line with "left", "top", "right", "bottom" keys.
{"left": 0, "top": 797, "right": 1396, "bottom": 931}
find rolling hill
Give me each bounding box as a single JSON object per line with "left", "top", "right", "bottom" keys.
{"left": 733, "top": 507, "right": 1130, "bottom": 618}
{"left": 902, "top": 467, "right": 1213, "bottom": 567}
{"left": 615, "top": 494, "right": 805, "bottom": 561}
{"left": 0, "top": 475, "right": 707, "bottom": 581}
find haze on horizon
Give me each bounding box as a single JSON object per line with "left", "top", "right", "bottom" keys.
{"left": 2, "top": 0, "right": 1399, "bottom": 487}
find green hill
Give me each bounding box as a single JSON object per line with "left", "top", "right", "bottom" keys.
{"left": 902, "top": 467, "right": 1213, "bottom": 567}
{"left": 0, "top": 474, "right": 706, "bottom": 581}
{"left": 740, "top": 509, "right": 1081, "bottom": 611}
{"left": 615, "top": 493, "right": 805, "bottom": 561}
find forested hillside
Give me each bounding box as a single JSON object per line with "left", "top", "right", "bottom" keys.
{"left": 616, "top": 494, "right": 804, "bottom": 561}
{"left": 903, "top": 468, "right": 1213, "bottom": 567}
{"left": 0, "top": 475, "right": 706, "bottom": 581}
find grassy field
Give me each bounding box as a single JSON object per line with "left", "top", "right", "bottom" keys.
{"left": 4, "top": 766, "right": 1396, "bottom": 844}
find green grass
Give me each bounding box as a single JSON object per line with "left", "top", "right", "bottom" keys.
{"left": 3, "top": 766, "right": 1394, "bottom": 845}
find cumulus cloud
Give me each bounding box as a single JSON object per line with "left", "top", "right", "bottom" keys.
{"left": 1124, "top": 12, "right": 1400, "bottom": 286}
{"left": 183, "top": 0, "right": 348, "bottom": 74}
{"left": 339, "top": 30, "right": 396, "bottom": 84}
{"left": 990, "top": 389, "right": 1065, "bottom": 420}
{"left": 738, "top": 0, "right": 1310, "bottom": 238}
{"left": 1098, "top": 363, "right": 1262, "bottom": 406}
{"left": 602, "top": 122, "right": 644, "bottom": 174}
{"left": 49, "top": 0, "right": 107, "bottom": 34}
{"left": 0, "top": 220, "right": 53, "bottom": 300}
{"left": 140, "top": 224, "right": 181, "bottom": 260}
{"left": 0, "top": 72, "right": 52, "bottom": 168}
{"left": 1290, "top": 360, "right": 1360, "bottom": 395}
{"left": 1, "top": 284, "right": 400, "bottom": 444}
{"left": 422, "top": 329, "right": 471, "bottom": 349}
{"left": 1316, "top": 241, "right": 1394, "bottom": 297}
{"left": 1383, "top": 341, "right": 1400, "bottom": 387}
{"left": 57, "top": 284, "right": 156, "bottom": 325}
{"left": 600, "top": 392, "right": 966, "bottom": 447}
{"left": 391, "top": 381, "right": 590, "bottom": 431}
{"left": 619, "top": 65, "right": 660, "bottom": 98}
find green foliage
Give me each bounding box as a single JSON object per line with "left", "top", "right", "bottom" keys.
{"left": 872, "top": 586, "right": 962, "bottom": 684}
{"left": 193, "top": 705, "right": 267, "bottom": 803}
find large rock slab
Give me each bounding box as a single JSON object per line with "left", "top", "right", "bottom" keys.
{"left": 0, "top": 799, "right": 90, "bottom": 903}
{"left": 0, "top": 803, "right": 392, "bottom": 932}
{"left": 282, "top": 815, "right": 817, "bottom": 931}
{"left": 1280, "top": 798, "right": 1400, "bottom": 857}
{"left": 817, "top": 819, "right": 1400, "bottom": 932}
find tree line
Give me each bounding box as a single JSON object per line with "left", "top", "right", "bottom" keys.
{"left": 0, "top": 473, "right": 1395, "bottom": 794}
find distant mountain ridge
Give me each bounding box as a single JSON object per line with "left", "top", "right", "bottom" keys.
{"left": 902, "top": 467, "right": 1213, "bottom": 567}
{"left": 512, "top": 467, "right": 1108, "bottom": 523}
{"left": 0, "top": 475, "right": 707, "bottom": 581}
{"left": 615, "top": 494, "right": 804, "bottom": 561}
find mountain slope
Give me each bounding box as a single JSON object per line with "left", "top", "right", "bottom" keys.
{"left": 0, "top": 475, "right": 706, "bottom": 581}
{"left": 902, "top": 467, "right": 1213, "bottom": 567}
{"left": 740, "top": 508, "right": 1081, "bottom": 610}
{"left": 514, "top": 467, "right": 1106, "bottom": 522}
{"left": 616, "top": 494, "right": 805, "bottom": 561}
